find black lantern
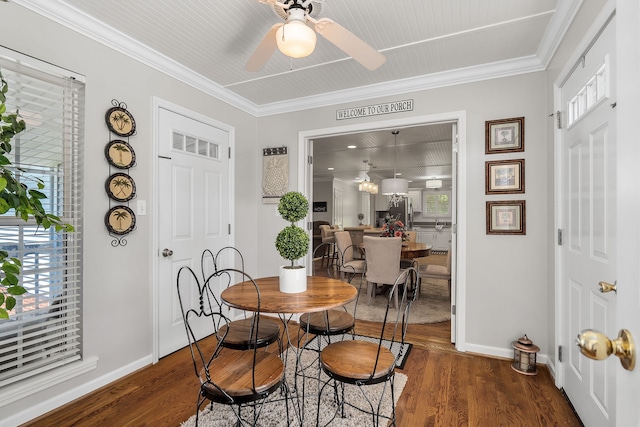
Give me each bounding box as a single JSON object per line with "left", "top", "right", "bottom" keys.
{"left": 511, "top": 334, "right": 540, "bottom": 375}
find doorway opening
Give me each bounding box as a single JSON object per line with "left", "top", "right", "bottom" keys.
{"left": 298, "top": 112, "right": 467, "bottom": 348}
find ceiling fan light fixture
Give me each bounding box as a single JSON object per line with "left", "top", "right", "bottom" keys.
{"left": 276, "top": 14, "right": 317, "bottom": 58}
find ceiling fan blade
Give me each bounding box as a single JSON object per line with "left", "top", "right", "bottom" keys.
{"left": 313, "top": 18, "right": 386, "bottom": 71}
{"left": 245, "top": 24, "right": 282, "bottom": 72}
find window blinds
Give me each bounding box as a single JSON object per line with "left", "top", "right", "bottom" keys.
{"left": 0, "top": 58, "right": 84, "bottom": 386}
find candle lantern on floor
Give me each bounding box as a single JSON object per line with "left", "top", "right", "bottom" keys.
{"left": 511, "top": 334, "right": 540, "bottom": 375}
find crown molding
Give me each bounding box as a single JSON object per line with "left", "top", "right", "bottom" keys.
{"left": 536, "top": 0, "right": 584, "bottom": 68}
{"left": 13, "top": 0, "right": 262, "bottom": 116}
{"left": 14, "top": 0, "right": 579, "bottom": 118}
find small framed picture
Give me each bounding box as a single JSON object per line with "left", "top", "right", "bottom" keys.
{"left": 486, "top": 200, "right": 526, "bottom": 235}
{"left": 485, "top": 117, "right": 524, "bottom": 153}
{"left": 485, "top": 159, "right": 525, "bottom": 194}
{"left": 313, "top": 201, "right": 327, "bottom": 212}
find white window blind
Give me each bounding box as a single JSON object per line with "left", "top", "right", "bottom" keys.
{"left": 0, "top": 58, "right": 84, "bottom": 387}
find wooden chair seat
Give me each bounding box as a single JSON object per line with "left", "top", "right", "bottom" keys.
{"left": 202, "top": 350, "right": 284, "bottom": 403}
{"left": 299, "top": 309, "right": 355, "bottom": 335}
{"left": 217, "top": 317, "right": 280, "bottom": 350}
{"left": 320, "top": 340, "right": 395, "bottom": 383}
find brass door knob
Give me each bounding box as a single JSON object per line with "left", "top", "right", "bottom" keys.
{"left": 576, "top": 329, "right": 635, "bottom": 371}
{"left": 598, "top": 281, "right": 617, "bottom": 293}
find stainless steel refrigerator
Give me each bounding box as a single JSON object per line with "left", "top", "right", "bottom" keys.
{"left": 388, "top": 197, "right": 413, "bottom": 229}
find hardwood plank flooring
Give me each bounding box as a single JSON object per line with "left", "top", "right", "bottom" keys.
{"left": 22, "top": 319, "right": 581, "bottom": 427}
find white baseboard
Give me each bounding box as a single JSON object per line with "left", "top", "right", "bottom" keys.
{"left": 464, "top": 343, "right": 549, "bottom": 366}
{"left": 2, "top": 354, "right": 152, "bottom": 427}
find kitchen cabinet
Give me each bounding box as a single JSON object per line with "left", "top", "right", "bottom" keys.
{"left": 408, "top": 190, "right": 422, "bottom": 212}
{"left": 374, "top": 193, "right": 389, "bottom": 211}
{"left": 416, "top": 228, "right": 451, "bottom": 250}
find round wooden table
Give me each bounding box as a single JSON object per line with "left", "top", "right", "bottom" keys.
{"left": 401, "top": 241, "right": 432, "bottom": 258}
{"left": 358, "top": 241, "right": 432, "bottom": 259}
{"left": 221, "top": 275, "right": 357, "bottom": 314}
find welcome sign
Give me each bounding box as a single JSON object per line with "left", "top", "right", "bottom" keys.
{"left": 336, "top": 99, "right": 414, "bottom": 120}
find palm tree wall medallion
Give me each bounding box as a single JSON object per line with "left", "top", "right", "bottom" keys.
{"left": 105, "top": 140, "right": 136, "bottom": 169}
{"left": 105, "top": 102, "right": 136, "bottom": 137}
{"left": 105, "top": 173, "right": 136, "bottom": 202}
{"left": 105, "top": 205, "right": 136, "bottom": 236}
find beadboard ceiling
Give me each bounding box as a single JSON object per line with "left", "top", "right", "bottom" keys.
{"left": 12, "top": 0, "right": 579, "bottom": 186}
{"left": 15, "top": 0, "right": 578, "bottom": 116}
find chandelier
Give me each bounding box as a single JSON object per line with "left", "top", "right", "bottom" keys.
{"left": 380, "top": 130, "right": 408, "bottom": 207}
{"left": 358, "top": 160, "right": 378, "bottom": 194}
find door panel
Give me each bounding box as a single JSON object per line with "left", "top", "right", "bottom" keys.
{"left": 157, "top": 107, "right": 230, "bottom": 358}
{"left": 560, "top": 15, "right": 616, "bottom": 427}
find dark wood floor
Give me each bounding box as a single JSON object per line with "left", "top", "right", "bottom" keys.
{"left": 22, "top": 319, "right": 581, "bottom": 427}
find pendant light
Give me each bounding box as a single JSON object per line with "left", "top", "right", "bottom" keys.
{"left": 358, "top": 160, "right": 379, "bottom": 194}
{"left": 381, "top": 130, "right": 408, "bottom": 207}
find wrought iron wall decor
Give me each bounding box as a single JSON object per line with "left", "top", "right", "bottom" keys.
{"left": 105, "top": 99, "right": 137, "bottom": 246}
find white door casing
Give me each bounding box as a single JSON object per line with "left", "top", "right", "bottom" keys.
{"left": 155, "top": 103, "right": 231, "bottom": 359}
{"left": 614, "top": 1, "right": 640, "bottom": 424}
{"left": 559, "top": 12, "right": 616, "bottom": 427}
{"left": 298, "top": 112, "right": 466, "bottom": 348}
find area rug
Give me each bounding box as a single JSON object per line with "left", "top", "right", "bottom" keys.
{"left": 180, "top": 347, "right": 407, "bottom": 427}
{"left": 345, "top": 276, "right": 451, "bottom": 324}
{"left": 305, "top": 334, "right": 412, "bottom": 369}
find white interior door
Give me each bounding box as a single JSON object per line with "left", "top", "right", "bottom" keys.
{"left": 157, "top": 106, "right": 230, "bottom": 358}
{"left": 333, "top": 188, "right": 343, "bottom": 227}
{"left": 560, "top": 16, "right": 616, "bottom": 427}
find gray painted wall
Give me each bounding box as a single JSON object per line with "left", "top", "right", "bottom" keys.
{"left": 0, "top": 0, "right": 615, "bottom": 424}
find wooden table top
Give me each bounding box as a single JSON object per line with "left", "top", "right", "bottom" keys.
{"left": 221, "top": 276, "right": 357, "bottom": 314}
{"left": 401, "top": 241, "right": 432, "bottom": 258}
{"left": 359, "top": 240, "right": 432, "bottom": 259}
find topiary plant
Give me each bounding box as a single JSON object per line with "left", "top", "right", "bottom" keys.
{"left": 275, "top": 191, "right": 309, "bottom": 267}
{"left": 0, "top": 69, "right": 74, "bottom": 319}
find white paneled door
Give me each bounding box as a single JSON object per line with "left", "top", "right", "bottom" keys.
{"left": 157, "top": 106, "right": 230, "bottom": 358}
{"left": 560, "top": 15, "right": 616, "bottom": 427}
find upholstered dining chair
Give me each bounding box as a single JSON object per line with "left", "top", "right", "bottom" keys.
{"left": 316, "top": 266, "right": 420, "bottom": 427}
{"left": 363, "top": 236, "right": 406, "bottom": 309}
{"left": 319, "top": 224, "right": 336, "bottom": 266}
{"left": 420, "top": 245, "right": 452, "bottom": 298}
{"left": 200, "top": 248, "right": 281, "bottom": 351}
{"left": 333, "top": 231, "right": 366, "bottom": 284}
{"left": 177, "top": 266, "right": 288, "bottom": 427}
{"left": 405, "top": 230, "right": 417, "bottom": 242}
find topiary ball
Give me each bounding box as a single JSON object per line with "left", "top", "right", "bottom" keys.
{"left": 275, "top": 225, "right": 310, "bottom": 263}
{"left": 278, "top": 191, "right": 308, "bottom": 223}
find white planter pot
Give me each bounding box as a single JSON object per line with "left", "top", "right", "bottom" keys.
{"left": 279, "top": 265, "right": 307, "bottom": 293}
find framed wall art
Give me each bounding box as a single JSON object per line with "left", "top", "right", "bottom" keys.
{"left": 485, "top": 159, "right": 525, "bottom": 194}
{"left": 486, "top": 200, "right": 526, "bottom": 235}
{"left": 485, "top": 116, "right": 524, "bottom": 153}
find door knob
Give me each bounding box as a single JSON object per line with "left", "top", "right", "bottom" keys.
{"left": 598, "top": 280, "right": 617, "bottom": 293}
{"left": 162, "top": 248, "right": 173, "bottom": 257}
{"left": 576, "top": 329, "right": 635, "bottom": 371}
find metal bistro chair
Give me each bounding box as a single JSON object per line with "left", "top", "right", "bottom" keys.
{"left": 316, "top": 265, "right": 420, "bottom": 427}
{"left": 298, "top": 242, "right": 359, "bottom": 346}
{"left": 201, "top": 248, "right": 281, "bottom": 351}
{"left": 177, "top": 266, "right": 288, "bottom": 427}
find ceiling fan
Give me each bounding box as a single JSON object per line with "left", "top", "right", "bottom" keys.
{"left": 246, "top": 0, "right": 386, "bottom": 72}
